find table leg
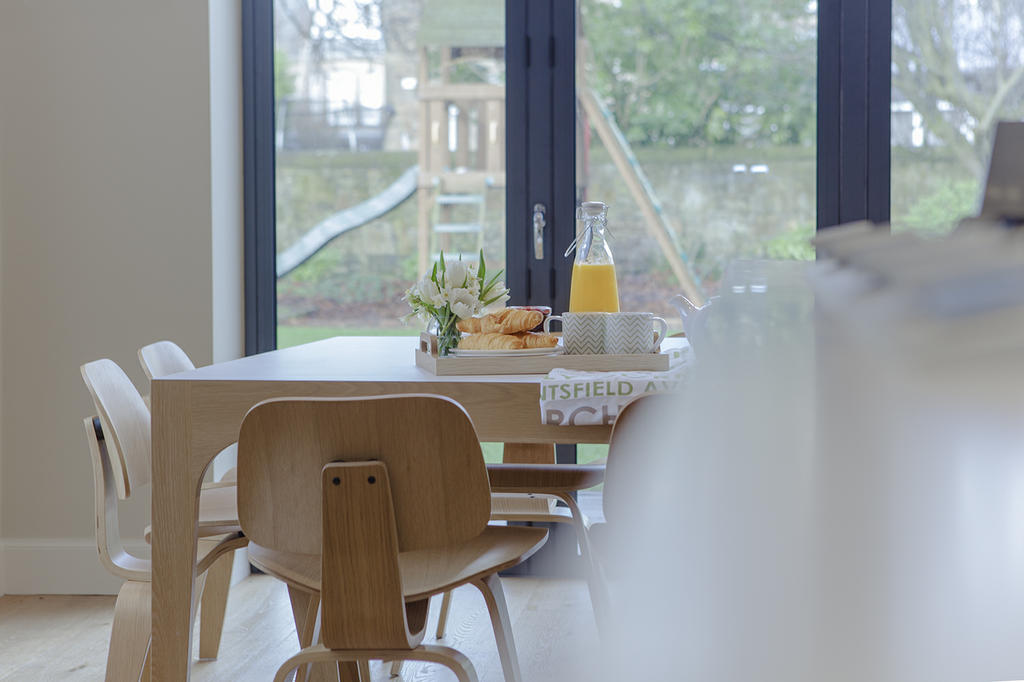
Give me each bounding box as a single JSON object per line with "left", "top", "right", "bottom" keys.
{"left": 501, "top": 443, "right": 555, "bottom": 464}
{"left": 151, "top": 380, "right": 201, "bottom": 681}
{"left": 493, "top": 444, "right": 557, "bottom": 516}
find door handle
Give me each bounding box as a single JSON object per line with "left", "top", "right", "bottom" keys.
{"left": 533, "top": 203, "right": 546, "bottom": 260}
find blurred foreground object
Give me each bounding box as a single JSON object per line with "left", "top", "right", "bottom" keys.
{"left": 599, "top": 248, "right": 1024, "bottom": 681}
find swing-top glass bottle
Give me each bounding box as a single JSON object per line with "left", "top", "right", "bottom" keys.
{"left": 567, "top": 201, "right": 620, "bottom": 312}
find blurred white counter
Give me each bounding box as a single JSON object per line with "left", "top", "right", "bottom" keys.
{"left": 603, "top": 247, "right": 1024, "bottom": 682}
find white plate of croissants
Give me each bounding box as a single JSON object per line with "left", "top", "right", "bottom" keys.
{"left": 450, "top": 307, "right": 562, "bottom": 357}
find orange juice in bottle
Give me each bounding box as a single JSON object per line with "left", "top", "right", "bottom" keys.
{"left": 567, "top": 202, "right": 619, "bottom": 312}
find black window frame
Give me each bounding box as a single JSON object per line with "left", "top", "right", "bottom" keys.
{"left": 818, "top": 0, "right": 892, "bottom": 229}
{"left": 243, "top": 0, "right": 895, "bottom": 353}
{"left": 242, "top": 0, "right": 277, "bottom": 354}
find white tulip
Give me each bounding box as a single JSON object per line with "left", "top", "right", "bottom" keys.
{"left": 451, "top": 300, "right": 476, "bottom": 320}
{"left": 419, "top": 278, "right": 446, "bottom": 307}
{"left": 444, "top": 259, "right": 471, "bottom": 289}
{"left": 450, "top": 287, "right": 480, "bottom": 317}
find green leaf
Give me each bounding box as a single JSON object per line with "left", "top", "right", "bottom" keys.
{"left": 482, "top": 291, "right": 508, "bottom": 306}
{"left": 481, "top": 269, "right": 505, "bottom": 296}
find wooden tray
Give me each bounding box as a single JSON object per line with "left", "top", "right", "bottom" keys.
{"left": 415, "top": 333, "right": 670, "bottom": 375}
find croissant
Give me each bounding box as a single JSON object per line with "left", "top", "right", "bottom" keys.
{"left": 456, "top": 308, "right": 543, "bottom": 335}
{"left": 456, "top": 317, "right": 484, "bottom": 334}
{"left": 457, "top": 333, "right": 526, "bottom": 350}
{"left": 514, "top": 332, "right": 559, "bottom": 349}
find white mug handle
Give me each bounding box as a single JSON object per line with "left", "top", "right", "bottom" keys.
{"left": 543, "top": 315, "right": 563, "bottom": 333}
{"left": 652, "top": 316, "right": 668, "bottom": 350}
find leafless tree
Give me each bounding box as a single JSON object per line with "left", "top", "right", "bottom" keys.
{"left": 894, "top": 0, "right": 1024, "bottom": 175}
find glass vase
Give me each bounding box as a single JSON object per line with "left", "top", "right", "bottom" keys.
{"left": 432, "top": 312, "right": 462, "bottom": 357}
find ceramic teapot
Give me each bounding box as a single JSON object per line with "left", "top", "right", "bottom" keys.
{"left": 670, "top": 294, "right": 713, "bottom": 355}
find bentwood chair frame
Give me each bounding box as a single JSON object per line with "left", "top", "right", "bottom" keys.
{"left": 235, "top": 395, "right": 548, "bottom": 682}
{"left": 137, "top": 340, "right": 244, "bottom": 659}
{"left": 429, "top": 451, "right": 605, "bottom": 644}
{"left": 80, "top": 359, "right": 246, "bottom": 681}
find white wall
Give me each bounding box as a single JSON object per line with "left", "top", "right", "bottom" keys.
{"left": 0, "top": 0, "right": 243, "bottom": 594}
{"left": 0, "top": 88, "right": 5, "bottom": 597}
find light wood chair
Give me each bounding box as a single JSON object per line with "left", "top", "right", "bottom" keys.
{"left": 137, "top": 339, "right": 196, "bottom": 380}
{"left": 80, "top": 359, "right": 247, "bottom": 681}
{"left": 429, "top": 458, "right": 605, "bottom": 645}
{"left": 137, "top": 340, "right": 241, "bottom": 657}
{"left": 485, "top": 395, "right": 672, "bottom": 643}
{"left": 138, "top": 340, "right": 239, "bottom": 486}
{"left": 236, "top": 395, "right": 549, "bottom": 682}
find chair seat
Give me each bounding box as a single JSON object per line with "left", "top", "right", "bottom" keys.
{"left": 144, "top": 484, "right": 240, "bottom": 543}
{"left": 490, "top": 502, "right": 584, "bottom": 526}
{"left": 248, "top": 525, "right": 548, "bottom": 600}
{"left": 486, "top": 463, "right": 606, "bottom": 494}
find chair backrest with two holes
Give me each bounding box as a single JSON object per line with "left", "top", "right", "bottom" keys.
{"left": 237, "top": 395, "right": 492, "bottom": 649}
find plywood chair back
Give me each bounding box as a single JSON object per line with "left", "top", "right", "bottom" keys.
{"left": 237, "top": 395, "right": 491, "bottom": 557}
{"left": 238, "top": 395, "right": 491, "bottom": 649}
{"left": 138, "top": 339, "right": 195, "bottom": 380}
{"left": 81, "top": 359, "right": 152, "bottom": 499}
{"left": 82, "top": 415, "right": 151, "bottom": 581}
{"left": 320, "top": 461, "right": 430, "bottom": 649}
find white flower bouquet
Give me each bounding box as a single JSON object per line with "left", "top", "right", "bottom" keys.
{"left": 403, "top": 250, "right": 510, "bottom": 356}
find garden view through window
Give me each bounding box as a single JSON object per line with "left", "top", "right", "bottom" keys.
{"left": 890, "top": 0, "right": 1024, "bottom": 234}
{"left": 273, "top": 0, "right": 818, "bottom": 345}
{"left": 273, "top": 0, "right": 507, "bottom": 349}
{"left": 272, "top": 0, "right": 1017, "bottom": 344}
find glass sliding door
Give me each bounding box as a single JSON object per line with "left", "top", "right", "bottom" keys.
{"left": 569, "top": 0, "right": 817, "bottom": 470}
{"left": 272, "top": 0, "right": 507, "bottom": 347}
{"left": 891, "top": 0, "right": 1024, "bottom": 234}
{"left": 576, "top": 0, "right": 817, "bottom": 321}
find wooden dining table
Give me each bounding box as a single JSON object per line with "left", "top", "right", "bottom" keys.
{"left": 149, "top": 335, "right": 617, "bottom": 680}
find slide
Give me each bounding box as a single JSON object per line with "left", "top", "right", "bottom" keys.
{"left": 276, "top": 164, "right": 419, "bottom": 278}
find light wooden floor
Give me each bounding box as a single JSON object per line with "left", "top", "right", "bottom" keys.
{"left": 0, "top": 575, "right": 600, "bottom": 682}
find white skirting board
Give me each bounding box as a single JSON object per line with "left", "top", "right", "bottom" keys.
{"left": 1, "top": 538, "right": 251, "bottom": 595}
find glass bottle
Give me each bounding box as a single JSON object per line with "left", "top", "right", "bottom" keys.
{"left": 567, "top": 201, "right": 620, "bottom": 312}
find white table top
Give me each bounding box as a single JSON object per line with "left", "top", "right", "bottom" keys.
{"left": 162, "top": 335, "right": 689, "bottom": 384}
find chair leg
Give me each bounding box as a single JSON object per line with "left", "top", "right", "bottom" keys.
{"left": 435, "top": 589, "right": 453, "bottom": 639}
{"left": 554, "top": 492, "right": 607, "bottom": 635}
{"left": 287, "top": 585, "right": 322, "bottom": 682}
{"left": 470, "top": 573, "right": 522, "bottom": 682}
{"left": 357, "top": 660, "right": 372, "bottom": 681}
{"left": 275, "top": 646, "right": 477, "bottom": 682}
{"left": 389, "top": 659, "right": 403, "bottom": 677}
{"left": 105, "top": 581, "right": 151, "bottom": 682}
{"left": 587, "top": 563, "right": 613, "bottom": 643}
{"left": 198, "top": 549, "right": 234, "bottom": 660}
{"left": 412, "top": 646, "right": 478, "bottom": 682}
{"left": 554, "top": 493, "right": 591, "bottom": 560}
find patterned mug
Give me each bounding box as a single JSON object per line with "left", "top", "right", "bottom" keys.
{"left": 604, "top": 312, "right": 668, "bottom": 354}
{"left": 544, "top": 313, "right": 607, "bottom": 354}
